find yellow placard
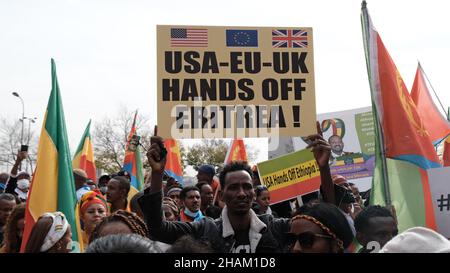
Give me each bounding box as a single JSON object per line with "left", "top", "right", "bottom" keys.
{"left": 260, "top": 159, "right": 320, "bottom": 191}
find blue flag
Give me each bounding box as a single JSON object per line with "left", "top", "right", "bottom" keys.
{"left": 226, "top": 30, "right": 258, "bottom": 47}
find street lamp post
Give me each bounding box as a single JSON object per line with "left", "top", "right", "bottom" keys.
{"left": 25, "top": 117, "right": 37, "bottom": 145}
{"left": 12, "top": 92, "right": 25, "bottom": 171}
{"left": 26, "top": 117, "right": 37, "bottom": 174}
{"left": 12, "top": 92, "right": 25, "bottom": 146}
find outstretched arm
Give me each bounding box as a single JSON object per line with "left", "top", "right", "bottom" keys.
{"left": 6, "top": 151, "right": 28, "bottom": 194}
{"left": 305, "top": 122, "right": 335, "bottom": 205}
{"left": 11, "top": 151, "right": 27, "bottom": 176}
{"left": 146, "top": 135, "right": 166, "bottom": 194}
{"left": 139, "top": 131, "right": 198, "bottom": 243}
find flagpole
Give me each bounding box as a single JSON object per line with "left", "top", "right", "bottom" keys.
{"left": 418, "top": 62, "right": 448, "bottom": 116}
{"left": 361, "top": 0, "right": 391, "bottom": 206}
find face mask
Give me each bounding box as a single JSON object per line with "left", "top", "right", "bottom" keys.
{"left": 17, "top": 179, "right": 30, "bottom": 190}
{"left": 100, "top": 186, "right": 108, "bottom": 194}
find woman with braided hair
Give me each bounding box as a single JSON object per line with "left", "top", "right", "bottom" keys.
{"left": 0, "top": 203, "right": 25, "bottom": 253}
{"left": 288, "top": 202, "right": 354, "bottom": 253}
{"left": 89, "top": 209, "right": 149, "bottom": 243}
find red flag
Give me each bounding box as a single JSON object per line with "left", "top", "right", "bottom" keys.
{"left": 373, "top": 35, "right": 440, "bottom": 169}
{"left": 224, "top": 139, "right": 248, "bottom": 164}
{"left": 410, "top": 64, "right": 450, "bottom": 144}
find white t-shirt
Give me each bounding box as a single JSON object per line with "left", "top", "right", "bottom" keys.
{"left": 76, "top": 186, "right": 91, "bottom": 201}
{"left": 340, "top": 208, "right": 356, "bottom": 236}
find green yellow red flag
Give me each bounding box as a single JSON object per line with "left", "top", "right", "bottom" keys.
{"left": 21, "top": 59, "right": 83, "bottom": 252}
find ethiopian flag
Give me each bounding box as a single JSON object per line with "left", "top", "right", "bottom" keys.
{"left": 21, "top": 59, "right": 83, "bottom": 252}
{"left": 361, "top": 2, "right": 438, "bottom": 232}
{"left": 72, "top": 120, "right": 97, "bottom": 182}
{"left": 123, "top": 111, "right": 144, "bottom": 198}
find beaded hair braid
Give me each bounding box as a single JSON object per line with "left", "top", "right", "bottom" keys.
{"left": 290, "top": 214, "right": 344, "bottom": 251}
{"left": 90, "top": 210, "right": 149, "bottom": 243}
{"left": 113, "top": 210, "right": 149, "bottom": 237}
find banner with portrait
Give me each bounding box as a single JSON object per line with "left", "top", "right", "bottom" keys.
{"left": 291, "top": 106, "right": 375, "bottom": 191}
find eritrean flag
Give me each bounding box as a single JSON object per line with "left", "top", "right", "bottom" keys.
{"left": 362, "top": 2, "right": 440, "bottom": 170}
{"left": 21, "top": 59, "right": 83, "bottom": 252}
{"left": 72, "top": 120, "right": 97, "bottom": 182}
{"left": 410, "top": 64, "right": 450, "bottom": 145}
{"left": 362, "top": 2, "right": 439, "bottom": 232}
{"left": 224, "top": 139, "right": 248, "bottom": 164}
{"left": 123, "top": 111, "right": 144, "bottom": 197}
{"left": 164, "top": 139, "right": 184, "bottom": 185}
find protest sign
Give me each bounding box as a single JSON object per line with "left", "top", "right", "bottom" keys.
{"left": 157, "top": 25, "right": 317, "bottom": 139}
{"left": 292, "top": 106, "right": 375, "bottom": 191}
{"left": 427, "top": 166, "right": 450, "bottom": 238}
{"left": 257, "top": 148, "right": 320, "bottom": 204}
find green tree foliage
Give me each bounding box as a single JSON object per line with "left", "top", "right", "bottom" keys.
{"left": 183, "top": 139, "right": 259, "bottom": 172}
{"left": 184, "top": 139, "right": 228, "bottom": 171}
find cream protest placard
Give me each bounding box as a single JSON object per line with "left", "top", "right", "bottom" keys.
{"left": 157, "top": 25, "right": 316, "bottom": 139}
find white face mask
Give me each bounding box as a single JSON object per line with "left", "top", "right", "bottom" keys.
{"left": 17, "top": 179, "right": 30, "bottom": 191}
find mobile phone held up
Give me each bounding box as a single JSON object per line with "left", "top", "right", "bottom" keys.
{"left": 20, "top": 145, "right": 29, "bottom": 152}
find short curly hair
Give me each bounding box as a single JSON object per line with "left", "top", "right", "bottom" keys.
{"left": 354, "top": 205, "right": 394, "bottom": 233}
{"left": 218, "top": 161, "right": 253, "bottom": 189}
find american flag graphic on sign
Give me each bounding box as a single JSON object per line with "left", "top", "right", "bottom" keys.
{"left": 272, "top": 29, "right": 308, "bottom": 48}
{"left": 170, "top": 28, "right": 208, "bottom": 47}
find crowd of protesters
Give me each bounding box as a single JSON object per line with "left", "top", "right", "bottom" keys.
{"left": 1, "top": 130, "right": 450, "bottom": 254}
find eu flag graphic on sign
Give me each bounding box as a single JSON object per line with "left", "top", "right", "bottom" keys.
{"left": 226, "top": 30, "right": 258, "bottom": 47}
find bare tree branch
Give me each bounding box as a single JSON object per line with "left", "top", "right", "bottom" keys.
{"left": 92, "top": 106, "right": 153, "bottom": 175}
{"left": 0, "top": 117, "right": 37, "bottom": 173}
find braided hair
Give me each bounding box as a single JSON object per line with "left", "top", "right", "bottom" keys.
{"left": 89, "top": 210, "right": 149, "bottom": 243}
{"left": 292, "top": 202, "right": 354, "bottom": 250}
{"left": 0, "top": 203, "right": 25, "bottom": 253}
{"left": 291, "top": 214, "right": 344, "bottom": 251}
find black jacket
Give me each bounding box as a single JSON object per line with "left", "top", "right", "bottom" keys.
{"left": 204, "top": 205, "right": 222, "bottom": 220}
{"left": 5, "top": 176, "right": 23, "bottom": 203}
{"left": 5, "top": 176, "right": 17, "bottom": 195}
{"left": 138, "top": 190, "right": 291, "bottom": 253}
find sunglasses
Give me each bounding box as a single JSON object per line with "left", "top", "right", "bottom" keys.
{"left": 286, "top": 231, "right": 333, "bottom": 248}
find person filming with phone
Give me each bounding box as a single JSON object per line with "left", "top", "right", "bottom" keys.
{"left": 5, "top": 149, "right": 31, "bottom": 203}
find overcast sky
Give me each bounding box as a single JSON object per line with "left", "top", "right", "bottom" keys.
{"left": 1, "top": 0, "right": 449, "bottom": 169}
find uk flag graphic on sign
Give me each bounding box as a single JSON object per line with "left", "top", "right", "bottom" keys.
{"left": 272, "top": 29, "right": 308, "bottom": 48}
